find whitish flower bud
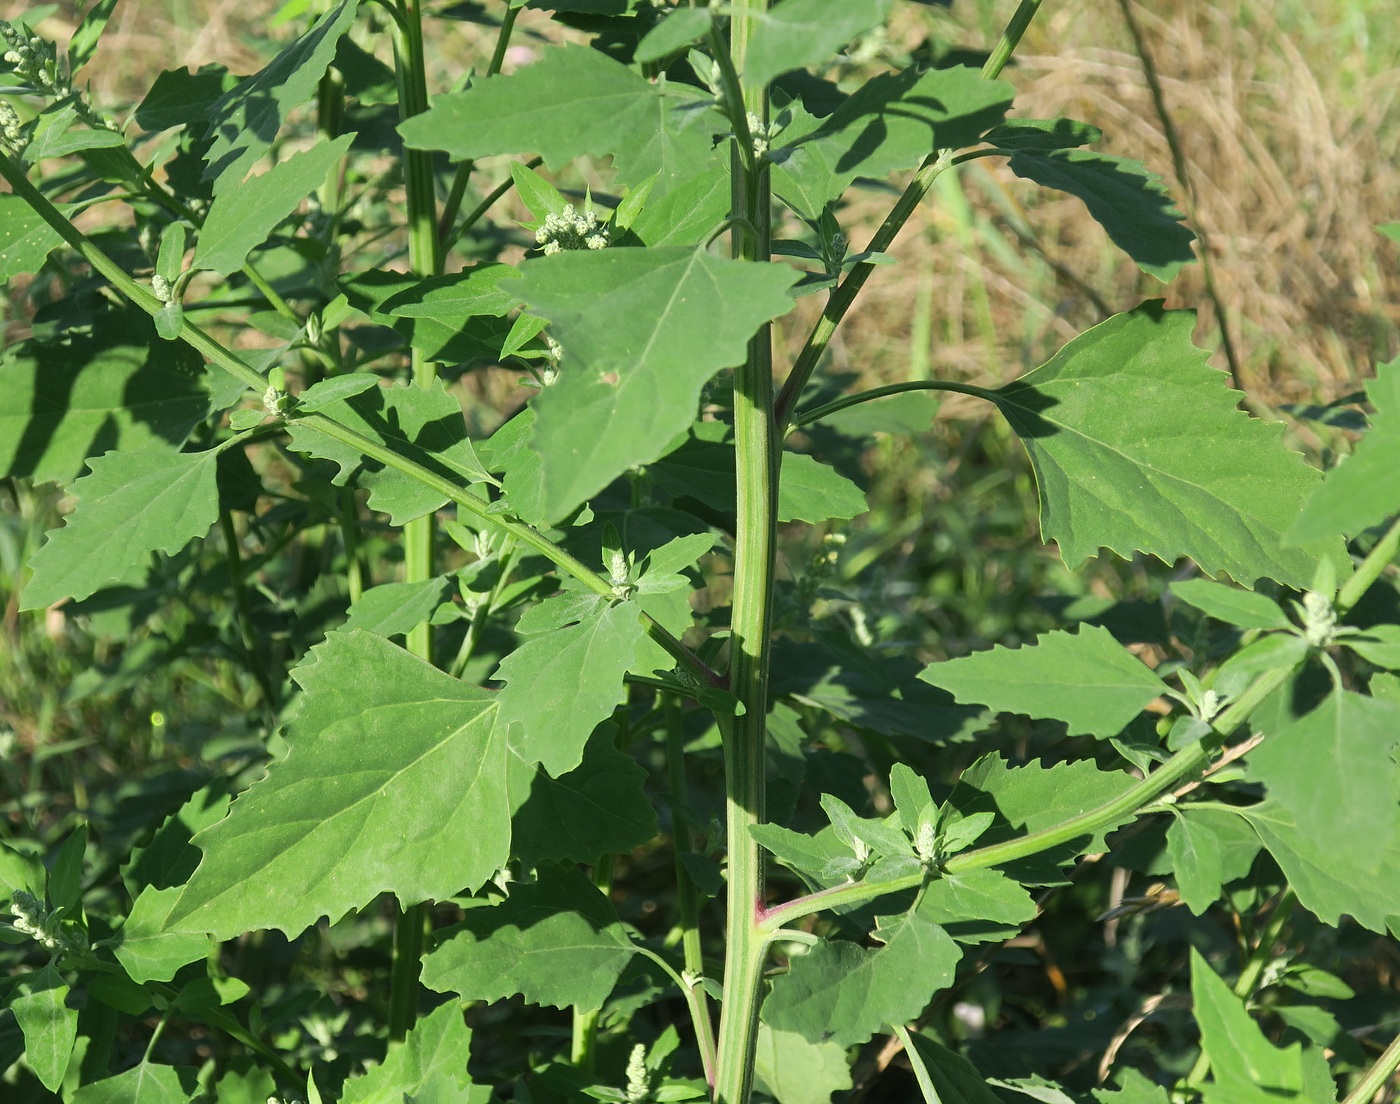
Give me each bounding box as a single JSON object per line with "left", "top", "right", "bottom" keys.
{"left": 151, "top": 274, "right": 173, "bottom": 303}
{"left": 533, "top": 205, "right": 611, "bottom": 254}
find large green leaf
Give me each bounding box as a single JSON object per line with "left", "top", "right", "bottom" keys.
{"left": 399, "top": 45, "right": 721, "bottom": 193}
{"left": 422, "top": 864, "right": 636, "bottom": 1010}
{"left": 1246, "top": 691, "right": 1400, "bottom": 878}
{"left": 11, "top": 965, "right": 77, "bottom": 1092}
{"left": 202, "top": 0, "right": 360, "bottom": 189}
{"left": 70, "top": 1063, "right": 198, "bottom": 1104}
{"left": 0, "top": 310, "right": 210, "bottom": 485}
{"left": 286, "top": 378, "right": 491, "bottom": 525}
{"left": 1289, "top": 354, "right": 1400, "bottom": 542}
{"left": 1190, "top": 947, "right": 1305, "bottom": 1104}
{"left": 513, "top": 247, "right": 798, "bottom": 521}
{"left": 1008, "top": 149, "right": 1196, "bottom": 281}
{"left": 23, "top": 447, "right": 222, "bottom": 610}
{"left": 0, "top": 193, "right": 66, "bottom": 279}
{"left": 495, "top": 598, "right": 650, "bottom": 777}
{"left": 752, "top": 1026, "right": 854, "bottom": 1104}
{"left": 772, "top": 67, "right": 1013, "bottom": 219}
{"left": 167, "top": 631, "right": 509, "bottom": 938}
{"left": 744, "top": 0, "right": 892, "bottom": 88}
{"left": 762, "top": 910, "right": 961, "bottom": 1047}
{"left": 919, "top": 624, "right": 1167, "bottom": 739}
{"left": 341, "top": 1001, "right": 482, "bottom": 1104}
{"left": 993, "top": 304, "right": 1342, "bottom": 588}
{"left": 193, "top": 134, "right": 354, "bottom": 275}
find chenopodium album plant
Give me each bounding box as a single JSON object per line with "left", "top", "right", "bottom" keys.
{"left": 3, "top": 0, "right": 1400, "bottom": 1101}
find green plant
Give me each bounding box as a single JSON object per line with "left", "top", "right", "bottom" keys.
{"left": 3, "top": 1, "right": 1400, "bottom": 1102}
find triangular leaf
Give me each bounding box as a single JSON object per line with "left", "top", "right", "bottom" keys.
{"left": 993, "top": 303, "right": 1343, "bottom": 588}
{"left": 744, "top": 0, "right": 893, "bottom": 88}
{"left": 1191, "top": 947, "right": 1305, "bottom": 1102}
{"left": 167, "top": 631, "right": 509, "bottom": 938}
{"left": 341, "top": 1001, "right": 480, "bottom": 1104}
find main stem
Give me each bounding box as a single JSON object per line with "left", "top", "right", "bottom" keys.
{"left": 713, "top": 4, "right": 774, "bottom": 1102}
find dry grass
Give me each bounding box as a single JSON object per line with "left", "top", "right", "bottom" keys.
{"left": 6, "top": 0, "right": 1397, "bottom": 411}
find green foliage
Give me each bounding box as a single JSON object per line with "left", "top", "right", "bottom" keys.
{"left": 2, "top": 2, "right": 1397, "bottom": 1104}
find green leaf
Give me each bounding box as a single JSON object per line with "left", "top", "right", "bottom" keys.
{"left": 48, "top": 822, "right": 87, "bottom": 911}
{"left": 135, "top": 64, "right": 241, "bottom": 131}
{"left": 750, "top": 822, "right": 849, "bottom": 881}
{"left": 917, "top": 869, "right": 1038, "bottom": 943}
{"left": 514, "top": 247, "right": 798, "bottom": 521}
{"left": 744, "top": 0, "right": 893, "bottom": 88}
{"left": 635, "top": 7, "right": 713, "bottom": 64}
{"left": 1093, "top": 1069, "right": 1172, "bottom": 1104}
{"left": 511, "top": 162, "right": 571, "bottom": 223}
{"left": 985, "top": 117, "right": 1103, "bottom": 151}
{"left": 1171, "top": 579, "right": 1293, "bottom": 630}
{"left": 1289, "top": 354, "right": 1400, "bottom": 542}
{"left": 629, "top": 166, "right": 731, "bottom": 247}
{"left": 68, "top": 0, "right": 122, "bottom": 72}
{"left": 202, "top": 0, "right": 360, "bottom": 189}
{"left": 12, "top": 965, "right": 77, "bottom": 1092}
{"left": 71, "top": 1063, "right": 198, "bottom": 1104}
{"left": 341, "top": 1001, "right": 480, "bottom": 1104}
{"left": 889, "top": 763, "right": 936, "bottom": 837}
{"left": 495, "top": 599, "right": 650, "bottom": 776}
{"left": 286, "top": 378, "right": 491, "bottom": 525}
{"left": 993, "top": 303, "right": 1343, "bottom": 588}
{"left": 422, "top": 864, "right": 636, "bottom": 1010}
{"left": 0, "top": 842, "right": 45, "bottom": 904}
{"left": 902, "top": 1035, "right": 1003, "bottom": 1104}
{"left": 124, "top": 785, "right": 230, "bottom": 896}
{"left": 780, "top": 452, "right": 869, "bottom": 523}
{"left": 1239, "top": 801, "right": 1400, "bottom": 933}
{"left": 296, "top": 373, "right": 380, "bottom": 411}
{"left": 509, "top": 728, "right": 658, "bottom": 866}
{"left": 752, "top": 1025, "right": 854, "bottom": 1104}
{"left": 1008, "top": 149, "right": 1196, "bottom": 281}
{"left": 167, "top": 631, "right": 509, "bottom": 938}
{"left": 399, "top": 45, "right": 721, "bottom": 193}
{"left": 113, "top": 885, "right": 213, "bottom": 984}
{"left": 772, "top": 67, "right": 1013, "bottom": 219}
{"left": 193, "top": 134, "right": 354, "bottom": 275}
{"left": 344, "top": 577, "right": 454, "bottom": 639}
{"left": 1165, "top": 811, "right": 1226, "bottom": 915}
{"left": 1246, "top": 691, "right": 1400, "bottom": 877}
{"left": 23, "top": 447, "right": 222, "bottom": 610}
{"left": 1346, "top": 623, "right": 1400, "bottom": 669}
{"left": 762, "top": 911, "right": 961, "bottom": 1047}
{"left": 339, "top": 267, "right": 520, "bottom": 366}
{"left": 1191, "top": 947, "right": 1305, "bottom": 1103}
{"left": 920, "top": 624, "right": 1167, "bottom": 739}
{"left": 0, "top": 310, "right": 211, "bottom": 485}
{"left": 0, "top": 193, "right": 66, "bottom": 279}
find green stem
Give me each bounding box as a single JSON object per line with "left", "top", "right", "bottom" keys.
{"left": 220, "top": 509, "right": 278, "bottom": 711}
{"left": 1338, "top": 514, "right": 1400, "bottom": 614}
{"left": 789, "top": 379, "right": 1001, "bottom": 431}
{"left": 712, "top": 4, "right": 774, "bottom": 1102}
{"left": 388, "top": 903, "right": 426, "bottom": 1040}
{"left": 758, "top": 659, "right": 1299, "bottom": 934}
{"left": 443, "top": 154, "right": 543, "bottom": 253}
{"left": 981, "top": 0, "right": 1044, "bottom": 82}
{"left": 1342, "top": 1028, "right": 1400, "bottom": 1104}
{"left": 571, "top": 853, "right": 617, "bottom": 1073}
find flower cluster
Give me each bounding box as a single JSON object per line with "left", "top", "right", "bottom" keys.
{"left": 1, "top": 20, "right": 68, "bottom": 96}
{"left": 534, "top": 205, "right": 610, "bottom": 255}
{"left": 7, "top": 889, "right": 84, "bottom": 957}
{"left": 0, "top": 98, "right": 24, "bottom": 157}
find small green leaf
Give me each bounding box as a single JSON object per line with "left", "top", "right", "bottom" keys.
{"left": 994, "top": 304, "right": 1344, "bottom": 588}
{"left": 1, "top": 842, "right": 45, "bottom": 904}
{"left": 67, "top": 0, "right": 122, "bottom": 72}
{"left": 23, "top": 447, "right": 222, "bottom": 610}
{"left": 515, "top": 247, "right": 798, "bottom": 521}
{"left": 193, "top": 134, "right": 354, "bottom": 275}
{"left": 12, "top": 965, "right": 77, "bottom": 1092}
{"left": 48, "top": 823, "right": 87, "bottom": 912}
{"left": 113, "top": 886, "right": 213, "bottom": 984}
{"left": 920, "top": 624, "right": 1168, "bottom": 739}
{"left": 1171, "top": 579, "right": 1293, "bottom": 630}
{"left": 341, "top": 1001, "right": 481, "bottom": 1104}
{"left": 510, "top": 162, "right": 571, "bottom": 223}
{"left": 917, "top": 869, "right": 1038, "bottom": 943}
{"left": 1246, "top": 691, "right": 1400, "bottom": 878}
{"left": 422, "top": 864, "right": 636, "bottom": 1010}
{"left": 344, "top": 577, "right": 454, "bottom": 639}
{"left": 1165, "top": 812, "right": 1226, "bottom": 915}
{"left": 1345, "top": 624, "right": 1400, "bottom": 669}
{"left": 889, "top": 763, "right": 936, "bottom": 838}
{"left": 0, "top": 194, "right": 66, "bottom": 279}
{"left": 1289, "top": 354, "right": 1400, "bottom": 542}
{"left": 167, "top": 631, "right": 509, "bottom": 938}
{"left": 636, "top": 7, "right": 713, "bottom": 64}
{"left": 155, "top": 222, "right": 189, "bottom": 284}
{"left": 780, "top": 452, "right": 868, "bottom": 523}
{"left": 985, "top": 117, "right": 1103, "bottom": 150}
{"left": 296, "top": 374, "right": 380, "bottom": 411}
{"left": 1008, "top": 149, "right": 1196, "bottom": 281}
{"left": 1093, "top": 1069, "right": 1172, "bottom": 1104}
{"left": 202, "top": 0, "right": 361, "bottom": 189}
{"left": 1191, "top": 947, "right": 1305, "bottom": 1103}
{"left": 744, "top": 0, "right": 893, "bottom": 88}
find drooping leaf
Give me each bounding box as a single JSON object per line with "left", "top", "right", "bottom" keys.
{"left": 70, "top": 1063, "right": 199, "bottom": 1104}
{"left": 772, "top": 66, "right": 1013, "bottom": 218}
{"left": 1245, "top": 691, "right": 1400, "bottom": 878}
{"left": 399, "top": 45, "right": 722, "bottom": 193}
{"left": 762, "top": 911, "right": 961, "bottom": 1047}
{"left": 1191, "top": 947, "right": 1305, "bottom": 1104}
{"left": 23, "top": 447, "right": 222, "bottom": 610}
{"left": 993, "top": 303, "right": 1343, "bottom": 588}
{"left": 495, "top": 599, "right": 650, "bottom": 776}
{"left": 752, "top": 1025, "right": 854, "bottom": 1104}
{"left": 193, "top": 134, "right": 354, "bottom": 275}
{"left": 286, "top": 378, "right": 492, "bottom": 525}
{"left": 1170, "top": 579, "right": 1294, "bottom": 631}
{"left": 422, "top": 864, "right": 636, "bottom": 1010}
{"left": 1289, "top": 354, "right": 1400, "bottom": 542}
{"left": 340, "top": 1001, "right": 481, "bottom": 1104}
{"left": 985, "top": 117, "right": 1103, "bottom": 151}
{"left": 750, "top": 822, "right": 850, "bottom": 882}
{"left": 343, "top": 577, "right": 454, "bottom": 639}
{"left": 0, "top": 194, "right": 66, "bottom": 279}
{"left": 167, "top": 631, "right": 509, "bottom": 939}
{"left": 202, "top": 0, "right": 361, "bottom": 190}
{"left": 514, "top": 247, "right": 798, "bottom": 521}
{"left": 112, "top": 886, "right": 213, "bottom": 984}
{"left": 0, "top": 310, "right": 211, "bottom": 485}
{"left": 11, "top": 965, "right": 77, "bottom": 1092}
{"left": 919, "top": 624, "right": 1167, "bottom": 739}
{"left": 744, "top": 0, "right": 893, "bottom": 88}
{"left": 1007, "top": 149, "right": 1196, "bottom": 281}
{"left": 509, "top": 728, "right": 658, "bottom": 866}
